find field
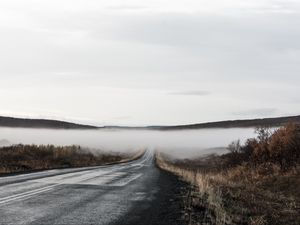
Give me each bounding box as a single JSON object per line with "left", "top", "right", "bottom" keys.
{"left": 0, "top": 144, "right": 143, "bottom": 174}
{"left": 156, "top": 124, "right": 300, "bottom": 225}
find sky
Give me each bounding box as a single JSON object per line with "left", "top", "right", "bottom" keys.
{"left": 0, "top": 0, "right": 300, "bottom": 126}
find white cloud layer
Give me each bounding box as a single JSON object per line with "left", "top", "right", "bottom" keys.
{"left": 0, "top": 0, "right": 299, "bottom": 125}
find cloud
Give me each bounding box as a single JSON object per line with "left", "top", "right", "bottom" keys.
{"left": 107, "top": 5, "right": 150, "bottom": 11}
{"left": 110, "top": 116, "right": 132, "bottom": 121}
{"left": 233, "top": 108, "right": 278, "bottom": 117}
{"left": 0, "top": 0, "right": 300, "bottom": 125}
{"left": 169, "top": 90, "right": 210, "bottom": 96}
{"left": 244, "top": 0, "right": 300, "bottom": 14}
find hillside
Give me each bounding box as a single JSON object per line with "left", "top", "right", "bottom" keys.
{"left": 0, "top": 116, "right": 97, "bottom": 129}
{"left": 0, "top": 115, "right": 300, "bottom": 130}
{"left": 148, "top": 115, "right": 300, "bottom": 130}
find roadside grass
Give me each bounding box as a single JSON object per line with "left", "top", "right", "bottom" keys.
{"left": 156, "top": 124, "right": 300, "bottom": 225}
{"left": 0, "top": 144, "right": 144, "bottom": 174}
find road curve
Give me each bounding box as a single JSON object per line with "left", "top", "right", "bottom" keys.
{"left": 0, "top": 149, "right": 186, "bottom": 225}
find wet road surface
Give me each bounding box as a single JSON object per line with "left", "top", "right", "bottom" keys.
{"left": 0, "top": 150, "right": 187, "bottom": 225}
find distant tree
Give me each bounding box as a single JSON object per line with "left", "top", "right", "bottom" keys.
{"left": 252, "top": 126, "right": 273, "bottom": 163}
{"left": 255, "top": 126, "right": 272, "bottom": 143}
{"left": 228, "top": 140, "right": 241, "bottom": 154}
{"left": 227, "top": 140, "right": 242, "bottom": 166}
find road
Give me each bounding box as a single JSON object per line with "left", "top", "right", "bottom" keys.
{"left": 0, "top": 149, "right": 186, "bottom": 225}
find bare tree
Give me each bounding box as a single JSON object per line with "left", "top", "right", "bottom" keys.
{"left": 228, "top": 139, "right": 241, "bottom": 154}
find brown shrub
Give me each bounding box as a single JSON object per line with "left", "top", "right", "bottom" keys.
{"left": 0, "top": 144, "right": 136, "bottom": 174}
{"left": 226, "top": 123, "right": 300, "bottom": 169}
{"left": 157, "top": 123, "right": 300, "bottom": 225}
{"left": 268, "top": 123, "right": 300, "bottom": 169}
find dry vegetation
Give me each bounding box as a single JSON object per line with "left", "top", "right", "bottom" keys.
{"left": 156, "top": 123, "right": 300, "bottom": 225}
{"left": 0, "top": 144, "right": 143, "bottom": 174}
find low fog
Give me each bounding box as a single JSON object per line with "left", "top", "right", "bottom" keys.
{"left": 0, "top": 127, "right": 256, "bottom": 158}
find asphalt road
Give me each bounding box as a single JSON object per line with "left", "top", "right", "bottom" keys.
{"left": 0, "top": 150, "right": 187, "bottom": 225}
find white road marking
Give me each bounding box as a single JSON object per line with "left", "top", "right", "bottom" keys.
{"left": 0, "top": 184, "right": 60, "bottom": 205}
{"left": 35, "top": 170, "right": 127, "bottom": 186}
{"left": 0, "top": 171, "right": 55, "bottom": 180}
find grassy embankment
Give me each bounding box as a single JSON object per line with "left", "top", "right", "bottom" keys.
{"left": 0, "top": 144, "right": 144, "bottom": 174}
{"left": 156, "top": 123, "right": 300, "bottom": 225}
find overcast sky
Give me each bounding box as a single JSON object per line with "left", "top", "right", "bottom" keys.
{"left": 0, "top": 0, "right": 300, "bottom": 126}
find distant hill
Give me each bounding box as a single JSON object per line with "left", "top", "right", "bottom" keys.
{"left": 147, "top": 115, "right": 300, "bottom": 130}
{"left": 0, "top": 116, "right": 97, "bottom": 129}
{"left": 0, "top": 115, "right": 300, "bottom": 130}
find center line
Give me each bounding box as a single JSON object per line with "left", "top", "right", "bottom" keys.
{"left": 0, "top": 184, "right": 60, "bottom": 205}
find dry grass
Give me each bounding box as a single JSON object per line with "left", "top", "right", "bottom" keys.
{"left": 156, "top": 124, "right": 300, "bottom": 225}
{"left": 0, "top": 144, "right": 144, "bottom": 174}
{"left": 156, "top": 153, "right": 300, "bottom": 225}
{"left": 156, "top": 153, "right": 230, "bottom": 224}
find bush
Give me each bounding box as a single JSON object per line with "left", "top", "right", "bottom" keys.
{"left": 0, "top": 144, "right": 126, "bottom": 173}
{"left": 268, "top": 123, "right": 300, "bottom": 169}
{"left": 227, "top": 123, "right": 300, "bottom": 169}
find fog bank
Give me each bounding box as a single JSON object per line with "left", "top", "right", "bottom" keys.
{"left": 0, "top": 127, "right": 258, "bottom": 158}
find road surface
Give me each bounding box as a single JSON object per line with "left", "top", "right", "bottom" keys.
{"left": 0, "top": 149, "right": 186, "bottom": 225}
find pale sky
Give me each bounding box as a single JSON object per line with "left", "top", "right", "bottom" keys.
{"left": 0, "top": 0, "right": 300, "bottom": 126}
